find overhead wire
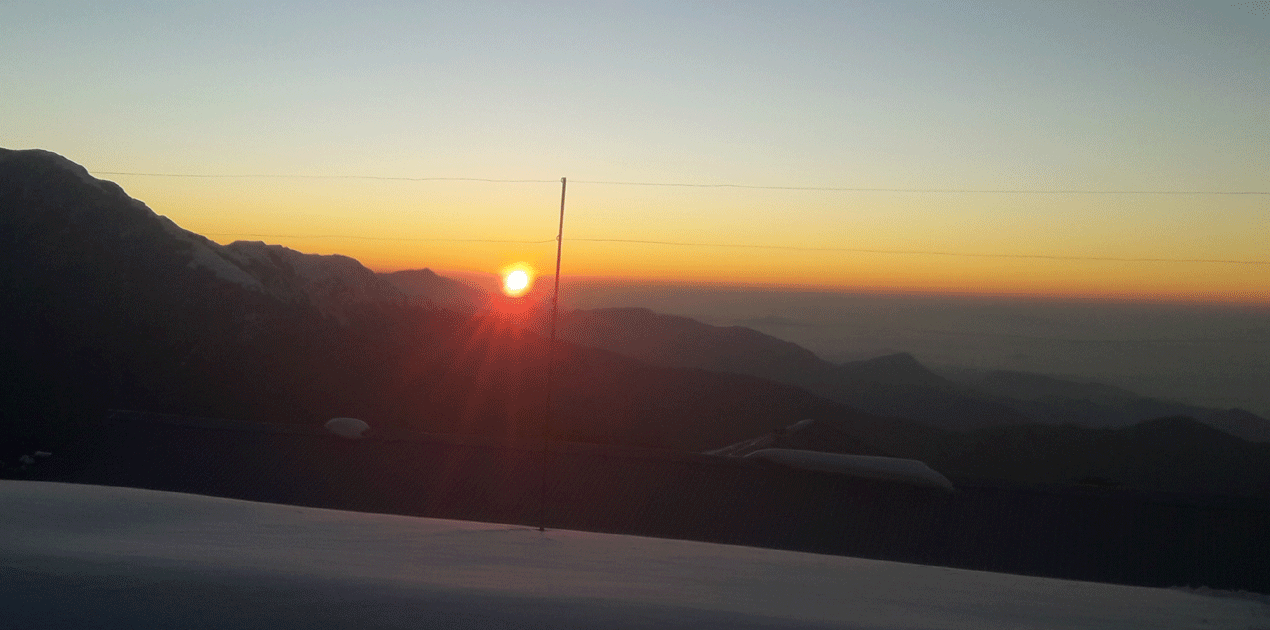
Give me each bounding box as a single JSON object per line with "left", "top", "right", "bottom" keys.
{"left": 93, "top": 171, "right": 558, "bottom": 184}
{"left": 201, "top": 232, "right": 556, "bottom": 244}
{"left": 197, "top": 233, "right": 1270, "bottom": 266}
{"left": 570, "top": 181, "right": 1270, "bottom": 195}
{"left": 90, "top": 170, "right": 1269, "bottom": 194}
{"left": 565, "top": 238, "right": 1270, "bottom": 265}
{"left": 95, "top": 170, "right": 1270, "bottom": 266}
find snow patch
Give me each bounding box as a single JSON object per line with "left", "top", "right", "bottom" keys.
{"left": 222, "top": 241, "right": 405, "bottom": 321}
{"left": 325, "top": 417, "right": 370, "bottom": 439}
{"left": 745, "top": 448, "right": 956, "bottom": 491}
{"left": 153, "top": 217, "right": 264, "bottom": 290}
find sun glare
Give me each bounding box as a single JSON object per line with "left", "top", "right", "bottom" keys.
{"left": 502, "top": 265, "right": 534, "bottom": 297}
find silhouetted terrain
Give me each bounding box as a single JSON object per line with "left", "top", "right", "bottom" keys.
{"left": 381, "top": 267, "right": 490, "bottom": 313}
{"left": 560, "top": 281, "right": 1270, "bottom": 421}
{"left": 547, "top": 307, "right": 1270, "bottom": 441}
{"left": 546, "top": 308, "right": 1030, "bottom": 431}
{"left": 0, "top": 148, "right": 888, "bottom": 457}
{"left": 4, "top": 148, "right": 1270, "bottom": 501}
{"left": 25, "top": 411, "right": 1270, "bottom": 594}
{"left": 712, "top": 416, "right": 1270, "bottom": 497}
{"left": 1205, "top": 408, "right": 1270, "bottom": 443}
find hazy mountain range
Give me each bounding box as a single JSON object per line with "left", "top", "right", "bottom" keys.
{"left": 3, "top": 147, "right": 1269, "bottom": 497}
{"left": 536, "top": 307, "right": 1270, "bottom": 441}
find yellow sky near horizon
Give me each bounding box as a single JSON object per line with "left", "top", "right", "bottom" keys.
{"left": 107, "top": 174, "right": 1270, "bottom": 305}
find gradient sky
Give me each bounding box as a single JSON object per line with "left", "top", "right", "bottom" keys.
{"left": 3, "top": 1, "right": 1267, "bottom": 302}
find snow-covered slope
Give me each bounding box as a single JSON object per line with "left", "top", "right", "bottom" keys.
{"left": 1, "top": 148, "right": 265, "bottom": 292}
{"left": 155, "top": 216, "right": 267, "bottom": 291}
{"left": 4, "top": 481, "right": 1265, "bottom": 629}
{"left": 225, "top": 240, "right": 405, "bottom": 321}
{"left": 0, "top": 148, "right": 405, "bottom": 320}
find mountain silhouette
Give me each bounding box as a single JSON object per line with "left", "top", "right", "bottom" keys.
{"left": 223, "top": 240, "right": 407, "bottom": 323}
{"left": 0, "top": 148, "right": 897, "bottom": 457}
{"left": 549, "top": 308, "right": 1030, "bottom": 431}
{"left": 962, "top": 370, "right": 1270, "bottom": 439}
{"left": 916, "top": 416, "right": 1270, "bottom": 496}
{"left": 1202, "top": 408, "right": 1270, "bottom": 444}
{"left": 380, "top": 268, "right": 490, "bottom": 313}
{"left": 5, "top": 147, "right": 1269, "bottom": 498}
{"left": 552, "top": 307, "right": 1270, "bottom": 440}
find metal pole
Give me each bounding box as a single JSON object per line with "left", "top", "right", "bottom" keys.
{"left": 539, "top": 177, "right": 566, "bottom": 532}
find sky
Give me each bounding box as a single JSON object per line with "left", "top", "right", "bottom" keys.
{"left": 3, "top": 1, "right": 1268, "bottom": 302}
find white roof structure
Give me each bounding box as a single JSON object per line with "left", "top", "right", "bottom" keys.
{"left": 4, "top": 480, "right": 1264, "bottom": 629}
{"left": 325, "top": 417, "right": 370, "bottom": 439}
{"left": 745, "top": 448, "right": 956, "bottom": 491}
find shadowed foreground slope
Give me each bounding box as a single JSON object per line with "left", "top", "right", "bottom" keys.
{"left": 26, "top": 411, "right": 1270, "bottom": 594}
{"left": 9, "top": 480, "right": 1267, "bottom": 630}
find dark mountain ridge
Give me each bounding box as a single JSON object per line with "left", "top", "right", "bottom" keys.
{"left": 959, "top": 369, "right": 1270, "bottom": 441}
{"left": 5, "top": 148, "right": 1269, "bottom": 499}
{"left": 551, "top": 306, "right": 1270, "bottom": 441}
{"left": 919, "top": 415, "right": 1270, "bottom": 497}
{"left": 547, "top": 307, "right": 1030, "bottom": 431}
{"left": 1, "top": 148, "right": 898, "bottom": 457}
{"left": 380, "top": 267, "right": 490, "bottom": 313}
{"left": 709, "top": 414, "right": 1270, "bottom": 497}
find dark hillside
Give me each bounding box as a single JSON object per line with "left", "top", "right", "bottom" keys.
{"left": 788, "top": 415, "right": 1270, "bottom": 497}
{"left": 1, "top": 149, "right": 898, "bottom": 458}
{"left": 29, "top": 411, "right": 1270, "bottom": 594}
{"left": 551, "top": 308, "right": 1031, "bottom": 431}
{"left": 380, "top": 267, "right": 490, "bottom": 312}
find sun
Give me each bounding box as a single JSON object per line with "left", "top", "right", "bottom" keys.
{"left": 501, "top": 264, "right": 534, "bottom": 297}
{"left": 505, "top": 270, "right": 529, "bottom": 294}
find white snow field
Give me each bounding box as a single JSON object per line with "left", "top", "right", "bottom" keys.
{"left": 3, "top": 481, "right": 1266, "bottom": 629}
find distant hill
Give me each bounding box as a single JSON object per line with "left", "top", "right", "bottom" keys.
{"left": 956, "top": 369, "right": 1270, "bottom": 441}
{"left": 970, "top": 370, "right": 1140, "bottom": 406}
{"left": 918, "top": 416, "right": 1270, "bottom": 497}
{"left": 549, "top": 307, "right": 1031, "bottom": 431}
{"left": 551, "top": 307, "right": 828, "bottom": 384}
{"left": 1204, "top": 408, "right": 1270, "bottom": 444}
{"left": 380, "top": 268, "right": 490, "bottom": 313}
{"left": 552, "top": 307, "right": 1270, "bottom": 441}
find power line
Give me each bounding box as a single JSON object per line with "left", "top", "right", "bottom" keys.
{"left": 93, "top": 171, "right": 557, "bottom": 184}
{"left": 90, "top": 170, "right": 1268, "bottom": 195}
{"left": 572, "top": 180, "right": 1270, "bottom": 195}
{"left": 100, "top": 170, "right": 1267, "bottom": 265}
{"left": 200, "top": 232, "right": 1269, "bottom": 265}
{"left": 202, "top": 232, "right": 555, "bottom": 244}
{"left": 568, "top": 237, "right": 1270, "bottom": 266}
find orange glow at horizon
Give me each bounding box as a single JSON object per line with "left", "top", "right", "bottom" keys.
{"left": 142, "top": 176, "right": 1266, "bottom": 308}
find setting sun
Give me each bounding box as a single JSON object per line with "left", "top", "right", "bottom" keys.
{"left": 501, "top": 265, "right": 534, "bottom": 297}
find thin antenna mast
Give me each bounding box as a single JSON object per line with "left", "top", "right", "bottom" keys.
{"left": 539, "top": 177, "right": 566, "bottom": 532}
